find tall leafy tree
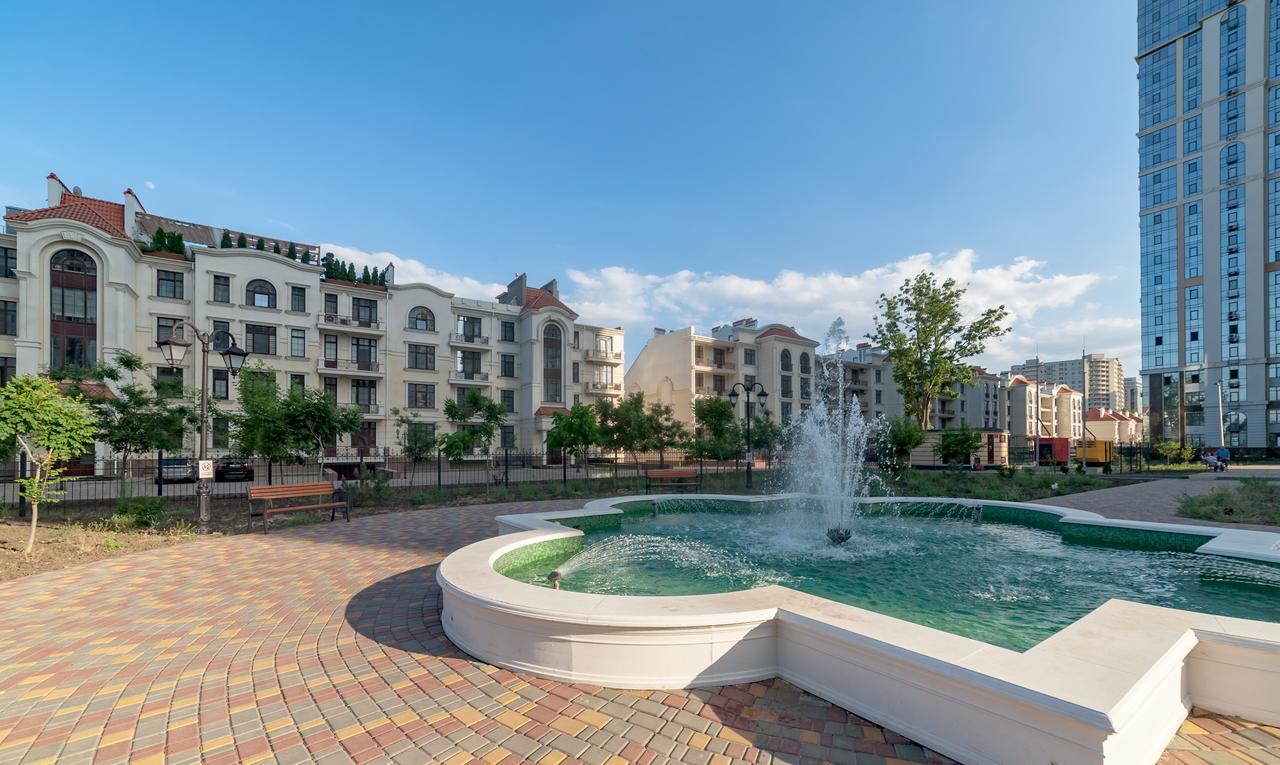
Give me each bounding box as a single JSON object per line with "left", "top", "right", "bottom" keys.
{"left": 879, "top": 415, "right": 925, "bottom": 476}
{"left": 546, "top": 404, "right": 600, "bottom": 463}
{"left": 935, "top": 425, "right": 983, "bottom": 467}
{"left": 594, "top": 393, "right": 652, "bottom": 469}
{"left": 645, "top": 401, "right": 688, "bottom": 468}
{"left": 236, "top": 232, "right": 247, "bottom": 248}
{"left": 219, "top": 230, "right": 233, "bottom": 248}
{"left": 868, "top": 273, "right": 1009, "bottom": 429}
{"left": 744, "top": 407, "right": 783, "bottom": 463}
{"left": 691, "top": 397, "right": 742, "bottom": 460}
{"left": 280, "top": 388, "right": 363, "bottom": 458}
{"left": 392, "top": 408, "right": 437, "bottom": 481}
{"left": 232, "top": 366, "right": 293, "bottom": 479}
{"left": 439, "top": 390, "right": 506, "bottom": 461}
{"left": 287, "top": 242, "right": 297, "bottom": 260}
{"left": 0, "top": 376, "right": 97, "bottom": 554}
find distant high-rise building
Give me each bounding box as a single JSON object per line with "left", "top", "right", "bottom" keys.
{"left": 1124, "top": 376, "right": 1146, "bottom": 414}
{"left": 1009, "top": 354, "right": 1125, "bottom": 411}
{"left": 1137, "top": 0, "right": 1273, "bottom": 451}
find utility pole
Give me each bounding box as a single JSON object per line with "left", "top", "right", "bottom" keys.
{"left": 1079, "top": 342, "right": 1087, "bottom": 470}
{"left": 1216, "top": 377, "right": 1226, "bottom": 448}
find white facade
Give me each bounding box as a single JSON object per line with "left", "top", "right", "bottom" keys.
{"left": 1, "top": 175, "right": 623, "bottom": 456}
{"left": 1010, "top": 354, "right": 1126, "bottom": 411}
{"left": 1006, "top": 375, "right": 1084, "bottom": 447}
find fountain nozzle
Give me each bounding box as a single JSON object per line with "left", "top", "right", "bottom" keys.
{"left": 548, "top": 571, "right": 563, "bottom": 590}
{"left": 826, "top": 527, "right": 852, "bottom": 545}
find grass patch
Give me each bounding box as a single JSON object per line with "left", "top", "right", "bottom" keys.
{"left": 881, "top": 468, "right": 1110, "bottom": 502}
{"left": 1178, "top": 479, "right": 1280, "bottom": 526}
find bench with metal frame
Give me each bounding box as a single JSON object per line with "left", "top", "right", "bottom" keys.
{"left": 645, "top": 467, "right": 700, "bottom": 494}
{"left": 246, "top": 481, "right": 351, "bottom": 533}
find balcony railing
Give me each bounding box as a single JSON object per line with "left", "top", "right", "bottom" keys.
{"left": 694, "top": 356, "right": 712, "bottom": 368}
{"left": 588, "top": 381, "right": 623, "bottom": 393}
{"left": 319, "top": 358, "right": 382, "bottom": 373}
{"left": 585, "top": 349, "right": 624, "bottom": 363}
{"left": 449, "top": 333, "right": 490, "bottom": 346}
{"left": 712, "top": 360, "right": 736, "bottom": 370}
{"left": 344, "top": 402, "right": 383, "bottom": 414}
{"left": 449, "top": 370, "right": 490, "bottom": 384}
{"left": 319, "top": 313, "right": 384, "bottom": 331}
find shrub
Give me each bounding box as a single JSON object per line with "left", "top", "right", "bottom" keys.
{"left": 341, "top": 466, "right": 392, "bottom": 507}
{"left": 115, "top": 496, "right": 167, "bottom": 528}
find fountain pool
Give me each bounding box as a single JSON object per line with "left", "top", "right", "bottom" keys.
{"left": 497, "top": 497, "right": 1280, "bottom": 651}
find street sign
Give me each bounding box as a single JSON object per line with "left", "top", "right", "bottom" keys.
{"left": 198, "top": 459, "right": 214, "bottom": 480}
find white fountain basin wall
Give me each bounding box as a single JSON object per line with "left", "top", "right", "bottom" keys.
{"left": 437, "top": 494, "right": 1280, "bottom": 765}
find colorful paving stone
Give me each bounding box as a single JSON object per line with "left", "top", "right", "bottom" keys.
{"left": 0, "top": 499, "right": 1263, "bottom": 764}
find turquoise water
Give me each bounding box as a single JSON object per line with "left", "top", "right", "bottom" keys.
{"left": 500, "top": 503, "right": 1280, "bottom": 651}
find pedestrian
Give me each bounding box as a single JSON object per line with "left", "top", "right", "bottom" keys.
{"left": 1214, "top": 445, "right": 1230, "bottom": 472}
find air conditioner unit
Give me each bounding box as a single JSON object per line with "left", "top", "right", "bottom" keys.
{"left": 1229, "top": 270, "right": 1240, "bottom": 277}
{"left": 1229, "top": 311, "right": 1240, "bottom": 320}
{"left": 1228, "top": 246, "right": 1239, "bottom": 253}
{"left": 1228, "top": 223, "right": 1239, "bottom": 231}
{"left": 1229, "top": 334, "right": 1240, "bottom": 343}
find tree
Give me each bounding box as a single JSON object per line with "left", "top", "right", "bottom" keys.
{"left": 236, "top": 232, "right": 247, "bottom": 248}
{"left": 378, "top": 267, "right": 389, "bottom": 286}
{"left": 0, "top": 376, "right": 97, "bottom": 554}
{"left": 165, "top": 231, "right": 184, "bottom": 253}
{"left": 594, "top": 393, "right": 652, "bottom": 469}
{"left": 869, "top": 272, "right": 1010, "bottom": 429}
{"left": 233, "top": 365, "right": 362, "bottom": 479}
{"left": 690, "top": 397, "right": 742, "bottom": 460}
{"left": 255, "top": 236, "right": 266, "bottom": 251}
{"left": 745, "top": 407, "right": 783, "bottom": 464}
{"left": 150, "top": 226, "right": 167, "bottom": 251}
{"left": 1155, "top": 439, "right": 1186, "bottom": 465}
{"left": 546, "top": 404, "right": 600, "bottom": 464}
{"left": 287, "top": 242, "right": 297, "bottom": 260}
{"left": 280, "top": 388, "right": 363, "bottom": 458}
{"left": 439, "top": 390, "right": 506, "bottom": 461}
{"left": 645, "top": 402, "right": 688, "bottom": 468}
{"left": 322, "top": 252, "right": 337, "bottom": 278}
{"left": 345, "top": 262, "right": 357, "bottom": 282}
{"left": 220, "top": 230, "right": 233, "bottom": 248}
{"left": 392, "top": 408, "right": 437, "bottom": 481}
{"left": 272, "top": 241, "right": 281, "bottom": 255}
{"left": 935, "top": 425, "right": 983, "bottom": 467}
{"left": 879, "top": 415, "right": 925, "bottom": 476}
{"left": 360, "top": 265, "right": 372, "bottom": 284}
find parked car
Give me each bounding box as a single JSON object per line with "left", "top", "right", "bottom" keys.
{"left": 214, "top": 458, "right": 256, "bottom": 482}
{"left": 155, "top": 458, "right": 195, "bottom": 483}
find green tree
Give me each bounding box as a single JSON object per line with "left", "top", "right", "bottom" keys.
{"left": 439, "top": 390, "right": 506, "bottom": 461}
{"left": 0, "top": 376, "right": 97, "bottom": 554}
{"left": 255, "top": 236, "right": 266, "bottom": 251}
{"left": 272, "top": 241, "right": 281, "bottom": 255}
{"left": 547, "top": 404, "right": 600, "bottom": 465}
{"left": 280, "top": 388, "right": 363, "bottom": 458}
{"left": 232, "top": 366, "right": 293, "bottom": 479}
{"left": 149, "top": 226, "right": 167, "bottom": 251}
{"left": 1155, "top": 439, "right": 1186, "bottom": 465}
{"left": 594, "top": 393, "right": 652, "bottom": 469}
{"left": 879, "top": 415, "right": 925, "bottom": 476}
{"left": 935, "top": 425, "right": 983, "bottom": 467}
{"left": 345, "top": 262, "right": 357, "bottom": 282}
{"left": 745, "top": 407, "right": 783, "bottom": 463}
{"left": 869, "top": 272, "right": 1010, "bottom": 429}
{"left": 322, "top": 252, "right": 336, "bottom": 278}
{"left": 236, "top": 232, "right": 247, "bottom": 248}
{"left": 287, "top": 242, "right": 297, "bottom": 260}
{"left": 392, "top": 408, "right": 437, "bottom": 481}
{"left": 645, "top": 402, "right": 688, "bottom": 468}
{"left": 379, "top": 267, "right": 389, "bottom": 285}
{"left": 690, "top": 397, "right": 742, "bottom": 460}
{"left": 220, "top": 230, "right": 233, "bottom": 248}
{"left": 165, "top": 231, "right": 184, "bottom": 253}
{"left": 360, "top": 265, "right": 372, "bottom": 284}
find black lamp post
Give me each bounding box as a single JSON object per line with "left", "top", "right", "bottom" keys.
{"left": 157, "top": 325, "right": 250, "bottom": 530}
{"left": 727, "top": 381, "right": 768, "bottom": 489}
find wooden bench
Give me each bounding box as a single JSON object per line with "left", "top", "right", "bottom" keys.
{"left": 645, "top": 467, "right": 700, "bottom": 494}
{"left": 247, "top": 481, "right": 351, "bottom": 534}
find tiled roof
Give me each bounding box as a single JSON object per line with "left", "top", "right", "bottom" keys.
{"left": 534, "top": 405, "right": 570, "bottom": 417}
{"left": 522, "top": 288, "right": 577, "bottom": 317}
{"left": 756, "top": 325, "right": 818, "bottom": 345}
{"left": 6, "top": 192, "right": 128, "bottom": 238}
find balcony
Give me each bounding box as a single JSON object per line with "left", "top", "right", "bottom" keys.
{"left": 693, "top": 356, "right": 712, "bottom": 369}
{"left": 318, "top": 358, "right": 383, "bottom": 374}
{"left": 712, "top": 360, "right": 736, "bottom": 371}
{"left": 694, "top": 386, "right": 720, "bottom": 397}
{"left": 588, "top": 381, "right": 623, "bottom": 395}
{"left": 318, "top": 313, "right": 384, "bottom": 333}
{"left": 585, "top": 349, "right": 624, "bottom": 364}
{"left": 343, "top": 402, "right": 383, "bottom": 415}
{"left": 449, "top": 333, "right": 490, "bottom": 347}
{"left": 449, "top": 370, "right": 490, "bottom": 385}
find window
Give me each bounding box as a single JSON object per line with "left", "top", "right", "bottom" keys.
{"left": 501, "top": 321, "right": 515, "bottom": 342}
{"left": 324, "top": 293, "right": 338, "bottom": 315}
{"left": 324, "top": 376, "right": 338, "bottom": 401}
{"left": 212, "top": 417, "right": 229, "bottom": 449}
{"left": 324, "top": 334, "right": 338, "bottom": 361}
{"left": 408, "top": 344, "right": 435, "bottom": 370}
{"left": 408, "top": 383, "right": 435, "bottom": 409}
{"left": 50, "top": 250, "right": 97, "bottom": 370}
{"left": 743, "top": 348, "right": 756, "bottom": 366}
{"left": 0, "top": 247, "right": 14, "bottom": 278}
{"left": 501, "top": 354, "right": 515, "bottom": 377}
{"left": 572, "top": 361, "right": 580, "bottom": 383}
{"left": 781, "top": 402, "right": 792, "bottom": 423}
{"left": 875, "top": 369, "right": 882, "bottom": 384}
{"left": 290, "top": 328, "right": 306, "bottom": 357}
{"left": 408, "top": 421, "right": 436, "bottom": 444}
{"left": 409, "top": 306, "right": 435, "bottom": 331}
{"left": 212, "top": 320, "right": 231, "bottom": 350}
{"left": 245, "top": 324, "right": 276, "bottom": 355}
{"left": 246, "top": 280, "right": 276, "bottom": 308}
{"left": 0, "top": 357, "right": 15, "bottom": 387}
{"left": 352, "top": 379, "right": 377, "bottom": 409}
{"left": 543, "top": 324, "right": 563, "bottom": 403}
{"left": 290, "top": 374, "right": 306, "bottom": 391}
{"left": 799, "top": 353, "right": 811, "bottom": 375}
{"left": 157, "top": 270, "right": 184, "bottom": 299}
{"left": 353, "top": 338, "right": 378, "bottom": 370}
{"left": 155, "top": 366, "right": 183, "bottom": 398}
{"left": 780, "top": 349, "right": 792, "bottom": 372}
{"left": 875, "top": 390, "right": 882, "bottom": 405}
{"left": 500, "top": 425, "right": 515, "bottom": 449}
{"left": 573, "top": 331, "right": 580, "bottom": 349}
{"left": 157, "top": 316, "right": 181, "bottom": 342}
{"left": 781, "top": 375, "right": 793, "bottom": 398}
{"left": 213, "top": 369, "right": 229, "bottom": 400}
{"left": 353, "top": 421, "right": 377, "bottom": 449}
{"left": 458, "top": 315, "right": 483, "bottom": 340}
{"left": 0, "top": 301, "right": 15, "bottom": 336}
{"left": 800, "top": 378, "right": 811, "bottom": 400}
{"left": 457, "top": 350, "right": 483, "bottom": 379}
{"left": 352, "top": 297, "right": 378, "bottom": 324}
{"left": 213, "top": 275, "right": 231, "bottom": 304}
{"left": 501, "top": 389, "right": 515, "bottom": 413}
{"left": 290, "top": 286, "right": 306, "bottom": 312}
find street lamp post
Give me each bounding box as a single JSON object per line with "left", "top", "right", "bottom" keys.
{"left": 727, "top": 381, "right": 768, "bottom": 489}
{"left": 157, "top": 325, "right": 249, "bottom": 530}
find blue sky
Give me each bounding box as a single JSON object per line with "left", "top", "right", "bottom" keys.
{"left": 1, "top": 2, "right": 1138, "bottom": 371}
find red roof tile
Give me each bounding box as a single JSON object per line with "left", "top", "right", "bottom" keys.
{"left": 6, "top": 192, "right": 128, "bottom": 238}
{"left": 534, "top": 405, "right": 571, "bottom": 417}
{"left": 756, "top": 325, "right": 818, "bottom": 345}
{"left": 522, "top": 287, "right": 577, "bottom": 317}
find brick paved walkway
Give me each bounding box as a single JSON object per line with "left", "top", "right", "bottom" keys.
{"left": 1037, "top": 475, "right": 1280, "bottom": 532}
{"left": 0, "top": 499, "right": 1271, "bottom": 764}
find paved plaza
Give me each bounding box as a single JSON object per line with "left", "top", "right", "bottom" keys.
{"left": 0, "top": 498, "right": 1276, "bottom": 765}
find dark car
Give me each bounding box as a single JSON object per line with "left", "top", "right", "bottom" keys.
{"left": 155, "top": 458, "right": 195, "bottom": 483}
{"left": 214, "top": 458, "right": 256, "bottom": 482}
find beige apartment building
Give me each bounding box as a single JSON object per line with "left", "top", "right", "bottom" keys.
{"left": 1006, "top": 375, "right": 1084, "bottom": 448}
{"left": 0, "top": 174, "right": 623, "bottom": 459}
{"left": 1085, "top": 408, "right": 1145, "bottom": 445}
{"left": 626, "top": 318, "right": 819, "bottom": 425}
{"left": 1009, "top": 354, "right": 1126, "bottom": 411}
{"left": 822, "top": 344, "right": 904, "bottom": 422}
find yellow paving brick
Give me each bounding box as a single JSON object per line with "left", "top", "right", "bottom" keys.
{"left": 799, "top": 730, "right": 821, "bottom": 745}
{"left": 335, "top": 724, "right": 365, "bottom": 741}
{"left": 443, "top": 754, "right": 472, "bottom": 765}
{"left": 538, "top": 752, "right": 567, "bottom": 765}
{"left": 390, "top": 711, "right": 418, "bottom": 726}
{"left": 1179, "top": 720, "right": 1208, "bottom": 735}
{"left": 482, "top": 747, "right": 513, "bottom": 764}
{"left": 13, "top": 674, "right": 51, "bottom": 686}
{"left": 863, "top": 726, "right": 886, "bottom": 743}
{"left": 99, "top": 729, "right": 134, "bottom": 748}
{"left": 426, "top": 712, "right": 452, "bottom": 725}
{"left": 496, "top": 692, "right": 521, "bottom": 705}
{"left": 606, "top": 758, "right": 630, "bottom": 765}
{"left": 709, "top": 755, "right": 732, "bottom": 765}
{"left": 496, "top": 710, "right": 532, "bottom": 730}
{"left": 688, "top": 732, "right": 711, "bottom": 750}
{"left": 718, "top": 727, "right": 753, "bottom": 747}
{"left": 575, "top": 709, "right": 611, "bottom": 729}
{"left": 452, "top": 706, "right": 485, "bottom": 726}
{"left": 264, "top": 717, "right": 294, "bottom": 733}
{"left": 748, "top": 684, "right": 767, "bottom": 697}
{"left": 117, "top": 693, "right": 146, "bottom": 708}
{"left": 550, "top": 716, "right": 588, "bottom": 737}
{"left": 242, "top": 751, "right": 274, "bottom": 765}
{"left": 131, "top": 752, "right": 165, "bottom": 765}
{"left": 201, "top": 735, "right": 235, "bottom": 753}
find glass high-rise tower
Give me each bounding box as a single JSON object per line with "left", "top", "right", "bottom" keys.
{"left": 1138, "top": 0, "right": 1278, "bottom": 452}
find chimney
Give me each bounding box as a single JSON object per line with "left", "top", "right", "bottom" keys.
{"left": 47, "top": 172, "right": 68, "bottom": 206}
{"left": 654, "top": 327, "right": 667, "bottom": 336}
{"left": 123, "top": 188, "right": 145, "bottom": 239}
{"left": 539, "top": 278, "right": 558, "bottom": 298}
{"left": 383, "top": 263, "right": 395, "bottom": 285}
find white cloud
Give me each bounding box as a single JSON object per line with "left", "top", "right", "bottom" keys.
{"left": 267, "top": 218, "right": 298, "bottom": 233}
{"left": 144, "top": 181, "right": 155, "bottom": 190}
{"left": 319, "top": 243, "right": 507, "bottom": 298}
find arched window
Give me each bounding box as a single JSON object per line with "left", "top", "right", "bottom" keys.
{"left": 543, "top": 323, "right": 563, "bottom": 403}
{"left": 780, "top": 349, "right": 792, "bottom": 372}
{"left": 799, "top": 352, "right": 811, "bottom": 374}
{"left": 245, "top": 279, "right": 276, "bottom": 308}
{"left": 50, "top": 249, "right": 97, "bottom": 369}
{"left": 408, "top": 306, "right": 435, "bottom": 331}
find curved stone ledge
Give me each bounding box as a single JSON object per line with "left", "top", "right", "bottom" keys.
{"left": 438, "top": 494, "right": 1280, "bottom": 765}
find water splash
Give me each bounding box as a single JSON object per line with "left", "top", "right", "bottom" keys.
{"left": 554, "top": 533, "right": 788, "bottom": 588}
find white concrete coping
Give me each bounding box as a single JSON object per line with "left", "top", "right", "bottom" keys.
{"left": 437, "top": 494, "right": 1280, "bottom": 765}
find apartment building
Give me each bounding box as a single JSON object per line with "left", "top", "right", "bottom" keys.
{"left": 930, "top": 367, "right": 1009, "bottom": 432}
{"left": 1005, "top": 375, "right": 1084, "bottom": 448}
{"left": 1086, "top": 408, "right": 1146, "bottom": 445}
{"left": 821, "top": 344, "right": 904, "bottom": 422}
{"left": 1124, "top": 376, "right": 1146, "bottom": 414}
{"left": 0, "top": 174, "right": 623, "bottom": 457}
{"left": 626, "top": 318, "right": 818, "bottom": 426}
{"left": 1136, "top": 0, "right": 1278, "bottom": 450}
{"left": 1009, "top": 354, "right": 1126, "bottom": 411}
